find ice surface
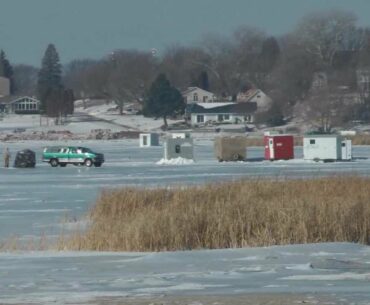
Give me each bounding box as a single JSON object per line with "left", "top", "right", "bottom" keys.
{"left": 0, "top": 243, "right": 368, "bottom": 304}
{"left": 1, "top": 141, "right": 370, "bottom": 243}
{"left": 0, "top": 140, "right": 370, "bottom": 303}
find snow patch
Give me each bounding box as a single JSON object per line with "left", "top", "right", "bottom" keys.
{"left": 156, "top": 157, "right": 194, "bottom": 165}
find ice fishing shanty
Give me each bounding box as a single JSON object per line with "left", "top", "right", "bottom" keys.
{"left": 139, "top": 133, "right": 159, "bottom": 147}
{"left": 264, "top": 133, "right": 294, "bottom": 161}
{"left": 163, "top": 137, "right": 194, "bottom": 160}
{"left": 303, "top": 134, "right": 352, "bottom": 161}
{"left": 214, "top": 136, "right": 246, "bottom": 161}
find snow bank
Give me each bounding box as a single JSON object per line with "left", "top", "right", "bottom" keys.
{"left": 156, "top": 157, "right": 194, "bottom": 165}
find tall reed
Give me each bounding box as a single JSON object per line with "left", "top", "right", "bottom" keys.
{"left": 58, "top": 177, "right": 370, "bottom": 251}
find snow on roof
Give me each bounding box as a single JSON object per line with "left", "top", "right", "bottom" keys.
{"left": 196, "top": 102, "right": 236, "bottom": 109}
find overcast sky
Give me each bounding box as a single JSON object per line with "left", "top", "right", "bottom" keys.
{"left": 1, "top": 0, "right": 370, "bottom": 66}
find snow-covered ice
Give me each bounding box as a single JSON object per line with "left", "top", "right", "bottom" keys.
{"left": 0, "top": 139, "right": 370, "bottom": 303}
{"left": 0, "top": 243, "right": 369, "bottom": 304}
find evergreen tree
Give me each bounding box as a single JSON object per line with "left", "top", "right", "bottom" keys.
{"left": 259, "top": 37, "right": 280, "bottom": 73}
{"left": 144, "top": 74, "right": 185, "bottom": 129}
{"left": 197, "top": 71, "right": 210, "bottom": 91}
{"left": 37, "top": 44, "right": 63, "bottom": 116}
{"left": 0, "top": 50, "right": 14, "bottom": 93}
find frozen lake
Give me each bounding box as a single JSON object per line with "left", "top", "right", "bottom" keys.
{"left": 1, "top": 139, "right": 370, "bottom": 242}
{"left": 1, "top": 139, "right": 370, "bottom": 304}
{"left": 0, "top": 243, "right": 369, "bottom": 304}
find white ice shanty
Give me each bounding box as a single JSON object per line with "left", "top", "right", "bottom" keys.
{"left": 163, "top": 136, "right": 194, "bottom": 161}
{"left": 303, "top": 134, "right": 352, "bottom": 161}
{"left": 139, "top": 133, "right": 159, "bottom": 147}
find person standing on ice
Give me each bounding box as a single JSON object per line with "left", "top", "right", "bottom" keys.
{"left": 3, "top": 147, "right": 10, "bottom": 168}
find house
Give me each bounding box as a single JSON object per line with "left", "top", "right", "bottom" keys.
{"left": 0, "top": 96, "right": 41, "bottom": 114}
{"left": 182, "top": 87, "right": 216, "bottom": 104}
{"left": 186, "top": 102, "right": 257, "bottom": 126}
{"left": 0, "top": 76, "right": 10, "bottom": 97}
{"left": 236, "top": 88, "right": 272, "bottom": 112}
{"left": 356, "top": 69, "right": 370, "bottom": 98}
{"left": 311, "top": 72, "right": 328, "bottom": 91}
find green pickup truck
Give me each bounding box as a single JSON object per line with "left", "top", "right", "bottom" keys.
{"left": 42, "top": 146, "right": 105, "bottom": 167}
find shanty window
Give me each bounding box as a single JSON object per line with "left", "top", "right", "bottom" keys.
{"left": 310, "top": 139, "right": 315, "bottom": 144}
{"left": 175, "top": 145, "right": 181, "bottom": 154}
{"left": 193, "top": 93, "right": 198, "bottom": 101}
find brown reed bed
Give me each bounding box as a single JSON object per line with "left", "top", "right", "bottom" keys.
{"left": 58, "top": 177, "right": 370, "bottom": 252}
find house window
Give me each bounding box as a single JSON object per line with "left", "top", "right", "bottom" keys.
{"left": 193, "top": 93, "right": 198, "bottom": 101}
{"left": 203, "top": 96, "right": 208, "bottom": 102}
{"left": 310, "top": 139, "right": 315, "bottom": 144}
{"left": 217, "top": 114, "right": 224, "bottom": 122}
{"left": 175, "top": 144, "right": 181, "bottom": 154}
{"left": 196, "top": 115, "right": 204, "bottom": 123}
{"left": 224, "top": 114, "right": 230, "bottom": 120}
{"left": 244, "top": 115, "right": 251, "bottom": 122}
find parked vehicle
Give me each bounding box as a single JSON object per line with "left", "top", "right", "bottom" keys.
{"left": 42, "top": 146, "right": 105, "bottom": 167}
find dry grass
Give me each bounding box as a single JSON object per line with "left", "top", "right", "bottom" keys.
{"left": 58, "top": 177, "right": 370, "bottom": 252}
{"left": 348, "top": 134, "right": 370, "bottom": 145}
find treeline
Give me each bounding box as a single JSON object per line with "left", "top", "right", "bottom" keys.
{"left": 2, "top": 9, "right": 370, "bottom": 127}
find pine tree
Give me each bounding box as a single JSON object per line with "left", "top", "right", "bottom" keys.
{"left": 197, "top": 71, "right": 210, "bottom": 91}
{"left": 0, "top": 50, "right": 14, "bottom": 94}
{"left": 37, "top": 44, "right": 63, "bottom": 116}
{"left": 144, "top": 74, "right": 185, "bottom": 129}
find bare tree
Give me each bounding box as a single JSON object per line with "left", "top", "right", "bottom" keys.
{"left": 294, "top": 9, "right": 357, "bottom": 68}
{"left": 106, "top": 50, "right": 158, "bottom": 114}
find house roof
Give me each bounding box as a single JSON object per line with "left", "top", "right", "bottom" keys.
{"left": 182, "top": 86, "right": 214, "bottom": 96}
{"left": 187, "top": 102, "right": 257, "bottom": 114}
{"left": 0, "top": 96, "right": 40, "bottom": 105}
{"left": 237, "top": 89, "right": 261, "bottom": 101}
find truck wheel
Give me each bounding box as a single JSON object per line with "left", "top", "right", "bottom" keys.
{"left": 232, "top": 154, "right": 240, "bottom": 161}
{"left": 50, "top": 159, "right": 59, "bottom": 167}
{"left": 84, "top": 159, "right": 93, "bottom": 167}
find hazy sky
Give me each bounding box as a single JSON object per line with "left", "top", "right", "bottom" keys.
{"left": 1, "top": 0, "right": 370, "bottom": 66}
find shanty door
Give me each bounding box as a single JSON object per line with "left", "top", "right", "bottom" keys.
{"left": 269, "top": 138, "right": 274, "bottom": 159}
{"left": 341, "top": 140, "right": 352, "bottom": 160}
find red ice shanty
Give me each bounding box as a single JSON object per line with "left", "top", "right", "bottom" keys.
{"left": 264, "top": 132, "right": 294, "bottom": 161}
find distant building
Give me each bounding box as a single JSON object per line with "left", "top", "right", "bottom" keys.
{"left": 186, "top": 102, "right": 257, "bottom": 126}
{"left": 0, "top": 76, "right": 10, "bottom": 97}
{"left": 0, "top": 96, "right": 41, "bottom": 114}
{"left": 236, "top": 88, "right": 272, "bottom": 112}
{"left": 311, "top": 72, "right": 328, "bottom": 91}
{"left": 182, "top": 87, "right": 216, "bottom": 104}
{"left": 356, "top": 69, "right": 370, "bottom": 98}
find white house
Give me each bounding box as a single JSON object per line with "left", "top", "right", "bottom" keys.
{"left": 182, "top": 87, "right": 216, "bottom": 104}
{"left": 186, "top": 102, "right": 257, "bottom": 126}
{"left": 0, "top": 96, "right": 41, "bottom": 114}
{"left": 236, "top": 88, "right": 272, "bottom": 112}
{"left": 357, "top": 69, "right": 370, "bottom": 98}
{"left": 0, "top": 76, "right": 10, "bottom": 97}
